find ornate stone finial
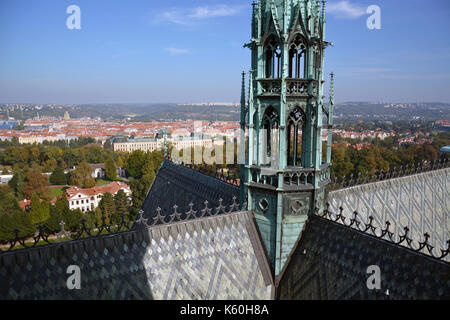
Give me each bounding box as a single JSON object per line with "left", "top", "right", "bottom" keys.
{"left": 252, "top": 0, "right": 258, "bottom": 13}
{"left": 56, "top": 221, "right": 71, "bottom": 241}
{"left": 322, "top": 0, "right": 326, "bottom": 21}
{"left": 241, "top": 71, "right": 246, "bottom": 106}
{"left": 329, "top": 72, "right": 334, "bottom": 105}
{"left": 135, "top": 209, "right": 149, "bottom": 227}
{"left": 251, "top": 1, "right": 257, "bottom": 28}
{"left": 160, "top": 127, "right": 168, "bottom": 159}
{"left": 248, "top": 69, "right": 253, "bottom": 102}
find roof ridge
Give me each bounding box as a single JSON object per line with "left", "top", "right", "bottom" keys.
{"left": 163, "top": 160, "right": 240, "bottom": 189}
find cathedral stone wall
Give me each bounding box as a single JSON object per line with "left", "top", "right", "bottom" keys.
{"left": 329, "top": 168, "right": 449, "bottom": 258}
{"left": 0, "top": 211, "right": 272, "bottom": 300}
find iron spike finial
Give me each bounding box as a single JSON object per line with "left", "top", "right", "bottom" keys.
{"left": 241, "top": 71, "right": 246, "bottom": 105}
{"left": 329, "top": 72, "right": 335, "bottom": 105}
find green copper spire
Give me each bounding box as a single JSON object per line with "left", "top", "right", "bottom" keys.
{"left": 327, "top": 72, "right": 334, "bottom": 164}
{"left": 160, "top": 127, "right": 168, "bottom": 159}
{"left": 241, "top": 71, "right": 246, "bottom": 107}
{"left": 242, "top": 0, "right": 333, "bottom": 276}
{"left": 240, "top": 71, "right": 247, "bottom": 207}
{"left": 329, "top": 72, "right": 334, "bottom": 106}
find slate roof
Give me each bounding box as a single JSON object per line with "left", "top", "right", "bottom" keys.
{"left": 277, "top": 215, "right": 450, "bottom": 300}
{"left": 329, "top": 168, "right": 449, "bottom": 261}
{"left": 0, "top": 211, "right": 272, "bottom": 300}
{"left": 140, "top": 161, "right": 240, "bottom": 222}
{"left": 1, "top": 162, "right": 448, "bottom": 300}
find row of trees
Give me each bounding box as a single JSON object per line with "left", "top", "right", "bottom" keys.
{"left": 0, "top": 139, "right": 120, "bottom": 173}
{"left": 0, "top": 187, "right": 35, "bottom": 241}
{"left": 7, "top": 154, "right": 120, "bottom": 201}
{"left": 0, "top": 138, "right": 135, "bottom": 243}
{"left": 8, "top": 167, "right": 51, "bottom": 200}
{"left": 121, "top": 149, "right": 163, "bottom": 214}
{"left": 0, "top": 185, "right": 131, "bottom": 243}
{"left": 330, "top": 132, "right": 449, "bottom": 179}
{"left": 0, "top": 137, "right": 97, "bottom": 149}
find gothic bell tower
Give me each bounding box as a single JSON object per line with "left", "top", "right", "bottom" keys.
{"left": 241, "top": 0, "right": 334, "bottom": 276}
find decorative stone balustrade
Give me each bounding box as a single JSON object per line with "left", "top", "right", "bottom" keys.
{"left": 249, "top": 167, "right": 279, "bottom": 189}
{"left": 258, "top": 78, "right": 282, "bottom": 95}
{"left": 286, "top": 78, "right": 317, "bottom": 96}
{"left": 257, "top": 78, "right": 317, "bottom": 98}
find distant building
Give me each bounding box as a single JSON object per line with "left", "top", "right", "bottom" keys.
{"left": 113, "top": 136, "right": 216, "bottom": 153}
{"left": 90, "top": 163, "right": 106, "bottom": 178}
{"left": 0, "top": 120, "right": 19, "bottom": 130}
{"left": 18, "top": 133, "right": 66, "bottom": 144}
{"left": 66, "top": 181, "right": 131, "bottom": 212}
{"left": 64, "top": 111, "right": 70, "bottom": 120}
{"left": 19, "top": 197, "right": 59, "bottom": 212}
{"left": 113, "top": 138, "right": 159, "bottom": 153}
{"left": 351, "top": 143, "right": 371, "bottom": 151}
{"left": 435, "top": 120, "right": 450, "bottom": 132}
{"left": 89, "top": 163, "right": 125, "bottom": 178}
{"left": 0, "top": 174, "right": 13, "bottom": 184}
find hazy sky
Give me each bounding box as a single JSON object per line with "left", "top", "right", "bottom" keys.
{"left": 0, "top": 0, "right": 449, "bottom": 104}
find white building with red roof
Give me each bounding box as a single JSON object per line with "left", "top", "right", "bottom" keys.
{"left": 66, "top": 181, "right": 132, "bottom": 212}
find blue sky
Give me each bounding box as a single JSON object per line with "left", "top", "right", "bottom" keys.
{"left": 0, "top": 0, "right": 449, "bottom": 104}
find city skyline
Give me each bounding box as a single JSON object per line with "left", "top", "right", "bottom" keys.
{"left": 1, "top": 0, "right": 450, "bottom": 104}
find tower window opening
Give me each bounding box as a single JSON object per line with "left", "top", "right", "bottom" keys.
{"left": 265, "top": 37, "right": 281, "bottom": 79}
{"left": 289, "top": 35, "right": 306, "bottom": 78}
{"left": 261, "top": 106, "right": 280, "bottom": 167}
{"left": 287, "top": 107, "right": 306, "bottom": 166}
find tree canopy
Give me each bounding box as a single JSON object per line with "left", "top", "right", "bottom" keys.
{"left": 70, "top": 161, "right": 95, "bottom": 188}
{"left": 49, "top": 166, "right": 67, "bottom": 185}
{"left": 105, "top": 156, "right": 117, "bottom": 181}
{"left": 22, "top": 168, "right": 50, "bottom": 200}
{"left": 0, "top": 187, "right": 35, "bottom": 242}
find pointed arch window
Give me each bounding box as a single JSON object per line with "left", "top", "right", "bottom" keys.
{"left": 287, "top": 107, "right": 306, "bottom": 166}
{"left": 265, "top": 37, "right": 281, "bottom": 79}
{"left": 289, "top": 35, "right": 306, "bottom": 79}
{"left": 261, "top": 106, "right": 279, "bottom": 167}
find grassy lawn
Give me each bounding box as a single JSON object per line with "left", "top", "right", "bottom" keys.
{"left": 96, "top": 179, "right": 112, "bottom": 186}
{"left": 49, "top": 187, "right": 64, "bottom": 199}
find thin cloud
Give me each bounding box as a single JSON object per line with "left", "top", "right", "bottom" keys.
{"left": 188, "top": 5, "right": 241, "bottom": 19}
{"left": 164, "top": 47, "right": 190, "bottom": 56}
{"left": 327, "top": 0, "right": 366, "bottom": 19}
{"left": 161, "top": 4, "right": 243, "bottom": 25}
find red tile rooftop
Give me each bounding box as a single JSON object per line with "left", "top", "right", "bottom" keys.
{"left": 65, "top": 181, "right": 130, "bottom": 200}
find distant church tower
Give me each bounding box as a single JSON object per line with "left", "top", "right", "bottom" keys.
{"left": 64, "top": 111, "right": 71, "bottom": 120}
{"left": 241, "top": 0, "right": 334, "bottom": 276}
